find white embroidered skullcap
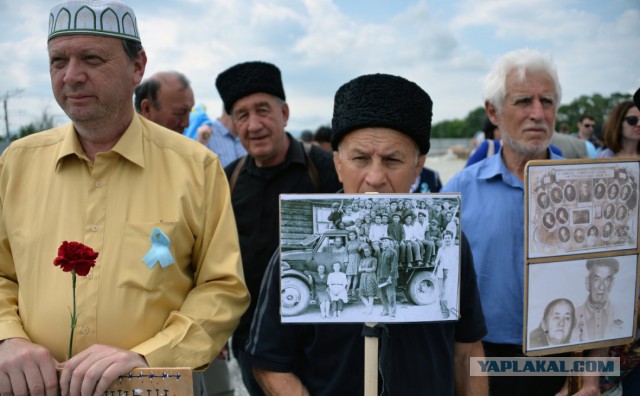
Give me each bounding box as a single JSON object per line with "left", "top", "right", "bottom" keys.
{"left": 48, "top": 0, "right": 141, "bottom": 42}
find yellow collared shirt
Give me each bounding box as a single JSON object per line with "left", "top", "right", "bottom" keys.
{"left": 0, "top": 114, "right": 249, "bottom": 367}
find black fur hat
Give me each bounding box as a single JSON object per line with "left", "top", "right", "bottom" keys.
{"left": 216, "top": 61, "right": 286, "bottom": 114}
{"left": 331, "top": 73, "right": 432, "bottom": 155}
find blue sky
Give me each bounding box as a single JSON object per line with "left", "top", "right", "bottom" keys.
{"left": 0, "top": 0, "right": 638, "bottom": 135}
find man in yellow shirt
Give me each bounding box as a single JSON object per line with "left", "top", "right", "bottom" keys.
{"left": 0, "top": 1, "right": 249, "bottom": 395}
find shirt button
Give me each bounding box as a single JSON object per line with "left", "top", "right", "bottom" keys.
{"left": 95, "top": 180, "right": 103, "bottom": 188}
{"left": 91, "top": 225, "right": 98, "bottom": 232}
{"left": 81, "top": 326, "right": 90, "bottom": 334}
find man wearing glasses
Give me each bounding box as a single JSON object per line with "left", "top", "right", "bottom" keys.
{"left": 574, "top": 114, "right": 600, "bottom": 157}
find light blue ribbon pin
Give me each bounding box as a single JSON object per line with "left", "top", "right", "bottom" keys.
{"left": 142, "top": 228, "right": 175, "bottom": 269}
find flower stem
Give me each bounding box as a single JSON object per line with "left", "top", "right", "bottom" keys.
{"left": 68, "top": 270, "right": 77, "bottom": 360}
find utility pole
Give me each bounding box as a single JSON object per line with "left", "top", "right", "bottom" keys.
{"left": 3, "top": 89, "right": 24, "bottom": 139}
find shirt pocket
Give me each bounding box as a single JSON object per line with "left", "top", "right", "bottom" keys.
{"left": 118, "top": 221, "right": 187, "bottom": 294}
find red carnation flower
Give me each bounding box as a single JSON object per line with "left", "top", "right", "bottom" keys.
{"left": 53, "top": 241, "right": 99, "bottom": 359}
{"left": 53, "top": 241, "right": 99, "bottom": 276}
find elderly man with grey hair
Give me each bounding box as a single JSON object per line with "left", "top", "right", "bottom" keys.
{"left": 443, "top": 48, "right": 604, "bottom": 395}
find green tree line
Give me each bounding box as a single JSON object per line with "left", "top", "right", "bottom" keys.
{"left": 431, "top": 92, "right": 633, "bottom": 139}
{"left": 10, "top": 108, "right": 55, "bottom": 141}
{"left": 5, "top": 92, "right": 633, "bottom": 141}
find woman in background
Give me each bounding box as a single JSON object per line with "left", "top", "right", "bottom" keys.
{"left": 599, "top": 100, "right": 640, "bottom": 159}
{"left": 599, "top": 92, "right": 640, "bottom": 395}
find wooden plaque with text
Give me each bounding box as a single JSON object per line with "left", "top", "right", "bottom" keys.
{"left": 104, "top": 368, "right": 192, "bottom": 395}
{"left": 58, "top": 367, "right": 193, "bottom": 395}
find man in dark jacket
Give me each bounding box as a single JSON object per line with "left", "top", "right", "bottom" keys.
{"left": 216, "top": 61, "right": 342, "bottom": 395}
{"left": 377, "top": 236, "right": 399, "bottom": 318}
{"left": 247, "top": 73, "right": 487, "bottom": 396}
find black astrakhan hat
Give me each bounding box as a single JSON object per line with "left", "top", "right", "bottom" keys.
{"left": 215, "top": 61, "right": 286, "bottom": 114}
{"left": 331, "top": 73, "right": 432, "bottom": 155}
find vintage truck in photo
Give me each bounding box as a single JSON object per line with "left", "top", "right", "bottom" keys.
{"left": 280, "top": 229, "right": 439, "bottom": 316}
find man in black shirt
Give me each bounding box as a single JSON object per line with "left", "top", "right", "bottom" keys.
{"left": 246, "top": 73, "right": 487, "bottom": 395}
{"left": 216, "top": 61, "right": 342, "bottom": 394}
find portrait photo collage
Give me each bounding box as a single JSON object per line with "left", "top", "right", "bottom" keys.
{"left": 524, "top": 159, "right": 640, "bottom": 356}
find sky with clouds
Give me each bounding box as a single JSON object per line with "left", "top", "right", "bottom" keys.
{"left": 0, "top": 0, "right": 638, "bottom": 136}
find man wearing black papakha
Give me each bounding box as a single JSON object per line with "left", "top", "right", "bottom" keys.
{"left": 216, "top": 60, "right": 342, "bottom": 395}
{"left": 246, "top": 73, "right": 487, "bottom": 395}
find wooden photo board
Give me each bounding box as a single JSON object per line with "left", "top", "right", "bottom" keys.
{"left": 279, "top": 193, "right": 462, "bottom": 324}
{"left": 524, "top": 159, "right": 640, "bottom": 356}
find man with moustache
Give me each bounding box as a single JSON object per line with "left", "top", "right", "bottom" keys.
{"left": 442, "top": 48, "right": 603, "bottom": 395}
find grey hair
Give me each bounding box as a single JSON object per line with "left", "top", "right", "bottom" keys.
{"left": 483, "top": 48, "right": 562, "bottom": 113}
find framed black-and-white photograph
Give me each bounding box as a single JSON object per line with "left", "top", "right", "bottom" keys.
{"left": 279, "top": 193, "right": 462, "bottom": 324}
{"left": 524, "top": 254, "right": 639, "bottom": 355}
{"left": 526, "top": 160, "right": 639, "bottom": 259}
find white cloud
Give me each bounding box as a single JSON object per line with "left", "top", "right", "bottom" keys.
{"left": 0, "top": 0, "right": 638, "bottom": 136}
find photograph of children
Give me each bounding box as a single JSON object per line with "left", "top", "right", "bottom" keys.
{"left": 526, "top": 255, "right": 638, "bottom": 354}
{"left": 527, "top": 162, "right": 639, "bottom": 258}
{"left": 279, "top": 193, "right": 462, "bottom": 324}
